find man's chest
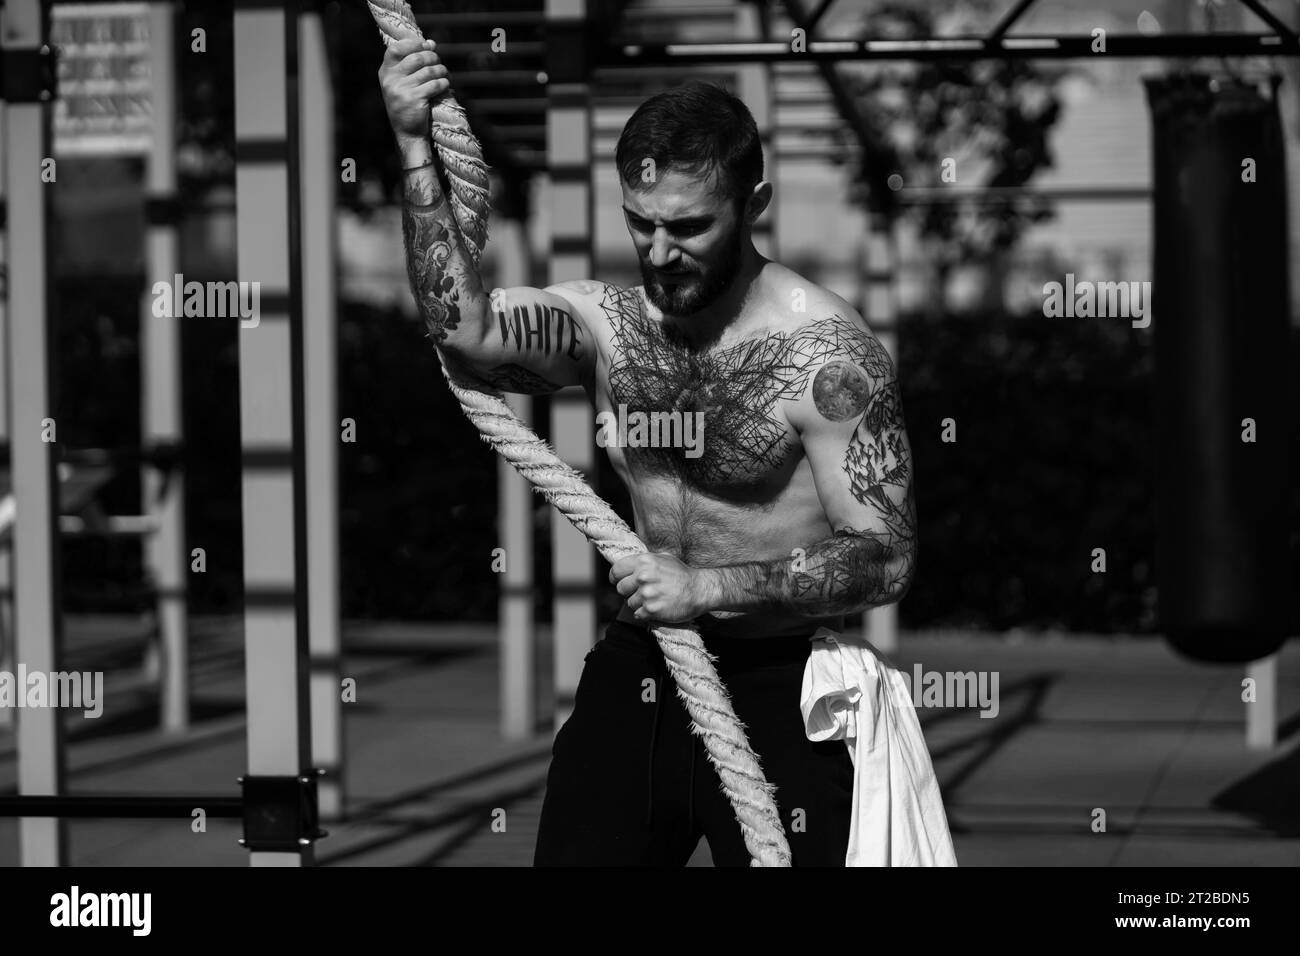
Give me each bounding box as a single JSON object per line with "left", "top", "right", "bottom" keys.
{"left": 599, "top": 303, "right": 820, "bottom": 493}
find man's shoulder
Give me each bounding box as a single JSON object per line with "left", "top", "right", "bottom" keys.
{"left": 762, "top": 263, "right": 859, "bottom": 318}
{"left": 545, "top": 279, "right": 646, "bottom": 328}
{"left": 776, "top": 307, "right": 892, "bottom": 435}
{"left": 780, "top": 308, "right": 877, "bottom": 369}
{"left": 756, "top": 269, "right": 894, "bottom": 418}
{"left": 758, "top": 264, "right": 870, "bottom": 343}
{"left": 546, "top": 278, "right": 642, "bottom": 308}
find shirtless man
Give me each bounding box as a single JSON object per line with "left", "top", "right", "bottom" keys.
{"left": 381, "top": 41, "right": 917, "bottom": 867}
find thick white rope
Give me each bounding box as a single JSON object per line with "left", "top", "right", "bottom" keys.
{"left": 367, "top": 0, "right": 791, "bottom": 866}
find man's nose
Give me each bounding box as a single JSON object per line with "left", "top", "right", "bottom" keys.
{"left": 648, "top": 229, "right": 679, "bottom": 269}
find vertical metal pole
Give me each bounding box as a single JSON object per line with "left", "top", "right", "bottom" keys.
{"left": 0, "top": 96, "right": 12, "bottom": 733}
{"left": 143, "top": 0, "right": 189, "bottom": 734}
{"left": 1234, "top": 0, "right": 1282, "bottom": 732}
{"left": 1161, "top": 0, "right": 1194, "bottom": 72}
{"left": 861, "top": 211, "right": 899, "bottom": 654}
{"left": 496, "top": 219, "right": 536, "bottom": 740}
{"left": 1284, "top": 1, "right": 1300, "bottom": 134}
{"left": 736, "top": 0, "right": 776, "bottom": 258}
{"left": 1235, "top": 3, "right": 1284, "bottom": 732}
{"left": 298, "top": 2, "right": 343, "bottom": 821}
{"left": 2, "top": 0, "right": 66, "bottom": 866}
{"left": 233, "top": 0, "right": 314, "bottom": 865}
{"left": 545, "top": 0, "right": 596, "bottom": 731}
{"left": 1245, "top": 656, "right": 1277, "bottom": 750}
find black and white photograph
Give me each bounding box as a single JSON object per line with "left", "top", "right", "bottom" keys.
{"left": 0, "top": 0, "right": 1297, "bottom": 927}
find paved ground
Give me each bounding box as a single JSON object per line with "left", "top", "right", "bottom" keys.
{"left": 2, "top": 616, "right": 1298, "bottom": 866}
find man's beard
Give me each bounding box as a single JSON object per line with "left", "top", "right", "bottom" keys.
{"left": 639, "top": 221, "right": 744, "bottom": 317}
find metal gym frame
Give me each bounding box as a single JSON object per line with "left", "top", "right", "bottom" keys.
{"left": 0, "top": 0, "right": 336, "bottom": 866}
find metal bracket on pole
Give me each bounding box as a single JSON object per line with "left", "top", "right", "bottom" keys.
{"left": 988, "top": 0, "right": 1038, "bottom": 41}
{"left": 1238, "top": 0, "right": 1300, "bottom": 46}
{"left": 0, "top": 44, "right": 57, "bottom": 102}
{"left": 143, "top": 195, "right": 184, "bottom": 227}
{"left": 237, "top": 770, "right": 327, "bottom": 853}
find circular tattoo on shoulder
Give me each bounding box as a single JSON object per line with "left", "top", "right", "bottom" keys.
{"left": 812, "top": 360, "right": 872, "bottom": 422}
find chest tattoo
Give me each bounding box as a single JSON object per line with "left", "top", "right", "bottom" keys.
{"left": 597, "top": 286, "right": 869, "bottom": 492}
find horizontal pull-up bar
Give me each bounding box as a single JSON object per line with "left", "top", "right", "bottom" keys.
{"left": 0, "top": 794, "right": 242, "bottom": 819}
{"left": 601, "top": 32, "right": 1300, "bottom": 65}
{"left": 0, "top": 773, "right": 325, "bottom": 851}
{"left": 891, "top": 185, "right": 1152, "bottom": 205}
{"left": 59, "top": 514, "right": 161, "bottom": 536}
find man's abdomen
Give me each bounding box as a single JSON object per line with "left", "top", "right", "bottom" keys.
{"left": 617, "top": 469, "right": 847, "bottom": 639}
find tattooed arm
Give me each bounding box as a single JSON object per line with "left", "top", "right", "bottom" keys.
{"left": 400, "top": 151, "right": 604, "bottom": 394}
{"left": 697, "top": 313, "right": 917, "bottom": 617}
{"left": 382, "top": 37, "right": 599, "bottom": 395}
{"left": 398, "top": 139, "right": 485, "bottom": 346}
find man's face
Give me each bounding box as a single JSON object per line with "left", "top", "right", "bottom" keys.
{"left": 621, "top": 166, "right": 746, "bottom": 317}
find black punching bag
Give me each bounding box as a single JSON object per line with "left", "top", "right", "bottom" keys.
{"left": 1144, "top": 73, "right": 1291, "bottom": 664}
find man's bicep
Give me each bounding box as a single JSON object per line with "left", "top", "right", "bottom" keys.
{"left": 802, "top": 400, "right": 915, "bottom": 539}
{"left": 791, "top": 320, "right": 917, "bottom": 580}
{"left": 458, "top": 282, "right": 600, "bottom": 394}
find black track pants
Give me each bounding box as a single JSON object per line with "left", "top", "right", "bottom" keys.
{"left": 534, "top": 618, "right": 854, "bottom": 867}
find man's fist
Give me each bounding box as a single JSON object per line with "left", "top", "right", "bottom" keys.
{"left": 609, "top": 553, "right": 714, "bottom": 626}
{"left": 378, "top": 37, "right": 450, "bottom": 145}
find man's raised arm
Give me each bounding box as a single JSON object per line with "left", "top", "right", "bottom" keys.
{"left": 381, "top": 37, "right": 598, "bottom": 394}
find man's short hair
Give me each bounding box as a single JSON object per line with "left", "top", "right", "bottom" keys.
{"left": 615, "top": 79, "right": 764, "bottom": 213}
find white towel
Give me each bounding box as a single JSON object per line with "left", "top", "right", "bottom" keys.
{"left": 800, "top": 627, "right": 958, "bottom": 867}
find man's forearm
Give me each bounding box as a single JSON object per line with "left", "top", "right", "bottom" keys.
{"left": 398, "top": 136, "right": 487, "bottom": 351}
{"left": 698, "top": 527, "right": 915, "bottom": 618}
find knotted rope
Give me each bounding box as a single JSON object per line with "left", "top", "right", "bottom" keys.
{"left": 367, "top": 0, "right": 791, "bottom": 866}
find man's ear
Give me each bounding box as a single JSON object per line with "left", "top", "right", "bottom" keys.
{"left": 743, "top": 181, "right": 773, "bottom": 225}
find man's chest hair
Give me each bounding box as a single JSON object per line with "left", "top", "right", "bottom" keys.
{"left": 595, "top": 285, "right": 875, "bottom": 491}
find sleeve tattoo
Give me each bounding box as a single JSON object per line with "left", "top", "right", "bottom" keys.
{"left": 703, "top": 323, "right": 917, "bottom": 617}
{"left": 401, "top": 140, "right": 594, "bottom": 393}
{"left": 479, "top": 362, "right": 562, "bottom": 394}
{"left": 401, "top": 170, "right": 482, "bottom": 349}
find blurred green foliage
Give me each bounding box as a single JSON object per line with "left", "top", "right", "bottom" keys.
{"left": 898, "top": 308, "right": 1158, "bottom": 632}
